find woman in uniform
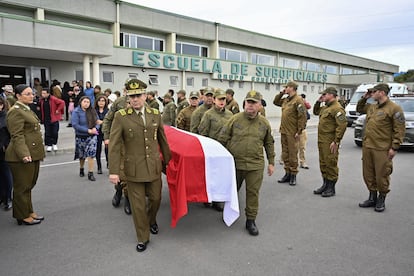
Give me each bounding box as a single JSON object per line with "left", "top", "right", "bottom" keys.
{"left": 6, "top": 84, "right": 45, "bottom": 225}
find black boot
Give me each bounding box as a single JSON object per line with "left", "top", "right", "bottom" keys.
{"left": 88, "top": 172, "right": 96, "bottom": 181}
{"left": 321, "top": 180, "right": 335, "bottom": 197}
{"left": 124, "top": 196, "right": 131, "bottom": 215}
{"left": 79, "top": 168, "right": 85, "bottom": 177}
{"left": 314, "top": 178, "right": 327, "bottom": 194}
{"left": 112, "top": 183, "right": 122, "bottom": 207}
{"left": 359, "top": 191, "right": 377, "bottom": 208}
{"left": 97, "top": 163, "right": 102, "bottom": 174}
{"left": 245, "top": 219, "right": 259, "bottom": 236}
{"left": 4, "top": 199, "right": 12, "bottom": 210}
{"left": 278, "top": 173, "right": 291, "bottom": 183}
{"left": 375, "top": 193, "right": 386, "bottom": 212}
{"left": 289, "top": 174, "right": 297, "bottom": 186}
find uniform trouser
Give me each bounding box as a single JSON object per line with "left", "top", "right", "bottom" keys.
{"left": 8, "top": 161, "right": 40, "bottom": 220}
{"left": 318, "top": 141, "right": 339, "bottom": 181}
{"left": 281, "top": 133, "right": 299, "bottom": 175}
{"left": 297, "top": 130, "right": 307, "bottom": 165}
{"left": 44, "top": 121, "right": 59, "bottom": 146}
{"left": 362, "top": 147, "right": 392, "bottom": 194}
{"left": 236, "top": 169, "right": 263, "bottom": 220}
{"left": 127, "top": 177, "right": 162, "bottom": 242}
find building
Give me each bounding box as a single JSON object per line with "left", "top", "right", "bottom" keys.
{"left": 0, "top": 0, "right": 399, "bottom": 116}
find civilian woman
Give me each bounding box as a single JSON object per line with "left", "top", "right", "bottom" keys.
{"left": 94, "top": 95, "right": 109, "bottom": 174}
{"left": 6, "top": 84, "right": 45, "bottom": 225}
{"left": 83, "top": 81, "right": 95, "bottom": 107}
{"left": 0, "top": 97, "right": 13, "bottom": 210}
{"left": 72, "top": 96, "right": 98, "bottom": 181}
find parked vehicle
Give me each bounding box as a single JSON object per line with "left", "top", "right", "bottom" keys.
{"left": 345, "top": 83, "right": 408, "bottom": 126}
{"left": 354, "top": 96, "right": 414, "bottom": 148}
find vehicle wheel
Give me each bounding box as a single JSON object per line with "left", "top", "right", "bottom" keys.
{"left": 355, "top": 140, "right": 362, "bottom": 147}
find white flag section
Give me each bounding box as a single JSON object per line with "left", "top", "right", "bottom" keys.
{"left": 164, "top": 126, "right": 240, "bottom": 227}
{"left": 195, "top": 133, "right": 240, "bottom": 226}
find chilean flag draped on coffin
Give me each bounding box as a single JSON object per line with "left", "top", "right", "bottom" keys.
{"left": 164, "top": 126, "right": 239, "bottom": 227}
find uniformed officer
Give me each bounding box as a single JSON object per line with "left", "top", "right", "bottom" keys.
{"left": 161, "top": 93, "right": 177, "bottom": 126}
{"left": 6, "top": 84, "right": 46, "bottom": 225}
{"left": 102, "top": 81, "right": 131, "bottom": 214}
{"left": 218, "top": 90, "right": 275, "bottom": 236}
{"left": 146, "top": 91, "right": 159, "bottom": 110}
{"left": 356, "top": 83, "right": 405, "bottom": 212}
{"left": 225, "top": 88, "right": 240, "bottom": 114}
{"left": 273, "top": 81, "right": 307, "bottom": 186}
{"left": 176, "top": 89, "right": 189, "bottom": 115}
{"left": 199, "top": 88, "right": 233, "bottom": 139}
{"left": 313, "top": 87, "right": 347, "bottom": 197}
{"left": 199, "top": 88, "right": 233, "bottom": 211}
{"left": 176, "top": 91, "right": 199, "bottom": 131}
{"left": 109, "top": 78, "right": 171, "bottom": 252}
{"left": 190, "top": 87, "right": 214, "bottom": 133}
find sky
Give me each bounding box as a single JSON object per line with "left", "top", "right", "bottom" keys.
{"left": 125, "top": 0, "right": 414, "bottom": 72}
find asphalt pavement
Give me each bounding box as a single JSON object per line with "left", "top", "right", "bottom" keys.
{"left": 0, "top": 117, "right": 413, "bottom": 276}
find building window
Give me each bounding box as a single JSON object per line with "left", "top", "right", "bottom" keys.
{"left": 176, "top": 42, "right": 208, "bottom": 57}
{"left": 265, "top": 83, "right": 270, "bottom": 90}
{"left": 239, "top": 82, "right": 244, "bottom": 89}
{"left": 323, "top": 65, "right": 338, "bottom": 74}
{"left": 220, "top": 48, "right": 248, "bottom": 62}
{"left": 202, "top": 78, "right": 208, "bottom": 87}
{"left": 120, "top": 32, "right": 164, "bottom": 51}
{"left": 355, "top": 69, "right": 367, "bottom": 74}
{"left": 251, "top": 53, "right": 275, "bottom": 66}
{"left": 279, "top": 57, "right": 300, "bottom": 69}
{"left": 229, "top": 80, "right": 235, "bottom": 88}
{"left": 341, "top": 67, "right": 353, "bottom": 75}
{"left": 187, "top": 77, "right": 194, "bottom": 87}
{"left": 311, "top": 86, "right": 315, "bottom": 93}
{"left": 303, "top": 85, "right": 307, "bottom": 92}
{"left": 302, "top": 61, "right": 321, "bottom": 72}
{"left": 149, "top": 75, "right": 159, "bottom": 85}
{"left": 102, "top": 71, "right": 113, "bottom": 83}
{"left": 75, "top": 70, "right": 83, "bottom": 82}
{"left": 128, "top": 73, "right": 138, "bottom": 79}
{"left": 170, "top": 76, "right": 178, "bottom": 86}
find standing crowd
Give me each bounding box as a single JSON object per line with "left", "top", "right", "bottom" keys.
{"left": 0, "top": 78, "right": 405, "bottom": 252}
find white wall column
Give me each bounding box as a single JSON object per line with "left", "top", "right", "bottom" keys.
{"left": 83, "top": 55, "right": 91, "bottom": 86}
{"left": 166, "top": 33, "right": 176, "bottom": 53}
{"left": 92, "top": 56, "right": 100, "bottom": 85}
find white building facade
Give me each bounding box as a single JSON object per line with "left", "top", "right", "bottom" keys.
{"left": 0, "top": 0, "right": 399, "bottom": 116}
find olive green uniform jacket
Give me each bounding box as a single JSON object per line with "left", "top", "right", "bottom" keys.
{"left": 218, "top": 112, "right": 275, "bottom": 170}
{"left": 198, "top": 106, "right": 233, "bottom": 140}
{"left": 102, "top": 96, "right": 129, "bottom": 140}
{"left": 313, "top": 100, "right": 347, "bottom": 144}
{"left": 356, "top": 98, "right": 405, "bottom": 150}
{"left": 5, "top": 101, "right": 45, "bottom": 162}
{"left": 162, "top": 101, "right": 177, "bottom": 126}
{"left": 190, "top": 103, "right": 212, "bottom": 133}
{"left": 147, "top": 98, "right": 159, "bottom": 110}
{"left": 176, "top": 98, "right": 189, "bottom": 116}
{"left": 176, "top": 105, "right": 197, "bottom": 131}
{"left": 273, "top": 92, "right": 307, "bottom": 135}
{"left": 108, "top": 107, "right": 171, "bottom": 182}
{"left": 225, "top": 99, "right": 240, "bottom": 114}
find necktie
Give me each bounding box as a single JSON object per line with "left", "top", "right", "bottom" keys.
{"left": 138, "top": 111, "right": 145, "bottom": 126}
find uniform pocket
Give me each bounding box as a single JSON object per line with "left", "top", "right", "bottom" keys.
{"left": 124, "top": 159, "right": 136, "bottom": 177}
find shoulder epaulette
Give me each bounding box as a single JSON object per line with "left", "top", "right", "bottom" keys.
{"left": 119, "top": 109, "right": 127, "bottom": 116}
{"left": 152, "top": 108, "right": 159, "bottom": 115}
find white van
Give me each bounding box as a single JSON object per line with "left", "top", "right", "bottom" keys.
{"left": 345, "top": 82, "right": 408, "bottom": 126}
